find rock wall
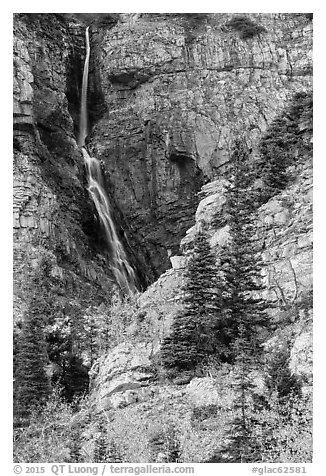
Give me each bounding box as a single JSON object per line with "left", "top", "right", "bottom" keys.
{"left": 88, "top": 13, "right": 312, "bottom": 275}
{"left": 13, "top": 14, "right": 116, "bottom": 320}
{"left": 13, "top": 13, "right": 312, "bottom": 289}
{"left": 90, "top": 342, "right": 156, "bottom": 410}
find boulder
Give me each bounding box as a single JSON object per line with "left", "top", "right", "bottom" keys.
{"left": 91, "top": 342, "right": 156, "bottom": 410}
{"left": 264, "top": 320, "right": 313, "bottom": 386}
{"left": 289, "top": 327, "right": 313, "bottom": 384}
{"left": 186, "top": 377, "right": 221, "bottom": 407}
{"left": 170, "top": 255, "right": 187, "bottom": 269}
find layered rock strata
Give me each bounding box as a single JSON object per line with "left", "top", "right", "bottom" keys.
{"left": 13, "top": 14, "right": 115, "bottom": 320}
{"left": 88, "top": 13, "right": 312, "bottom": 274}
{"left": 13, "top": 13, "right": 313, "bottom": 289}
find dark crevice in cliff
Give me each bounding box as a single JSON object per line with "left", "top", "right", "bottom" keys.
{"left": 88, "top": 60, "right": 108, "bottom": 129}
{"left": 66, "top": 43, "right": 84, "bottom": 140}
{"left": 99, "top": 160, "right": 158, "bottom": 288}
{"left": 168, "top": 152, "right": 204, "bottom": 199}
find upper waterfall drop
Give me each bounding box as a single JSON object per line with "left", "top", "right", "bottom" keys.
{"left": 78, "top": 27, "right": 137, "bottom": 296}
{"left": 78, "top": 26, "right": 90, "bottom": 147}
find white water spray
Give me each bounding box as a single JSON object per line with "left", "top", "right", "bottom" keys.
{"left": 78, "top": 27, "right": 137, "bottom": 295}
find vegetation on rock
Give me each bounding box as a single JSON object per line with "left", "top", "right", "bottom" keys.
{"left": 93, "top": 416, "right": 123, "bottom": 463}
{"left": 257, "top": 91, "right": 313, "bottom": 204}
{"left": 13, "top": 390, "right": 86, "bottom": 462}
{"left": 149, "top": 424, "right": 181, "bottom": 462}
{"left": 226, "top": 15, "right": 266, "bottom": 39}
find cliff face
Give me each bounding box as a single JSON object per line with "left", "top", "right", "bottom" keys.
{"left": 13, "top": 13, "right": 312, "bottom": 297}
{"left": 88, "top": 13, "right": 312, "bottom": 275}
{"left": 13, "top": 14, "right": 115, "bottom": 321}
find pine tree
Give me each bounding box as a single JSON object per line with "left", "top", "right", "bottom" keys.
{"left": 14, "top": 308, "right": 51, "bottom": 417}
{"left": 219, "top": 140, "right": 270, "bottom": 361}
{"left": 161, "top": 229, "right": 223, "bottom": 372}
{"left": 93, "top": 416, "right": 123, "bottom": 463}
{"left": 60, "top": 355, "right": 89, "bottom": 402}
{"left": 265, "top": 345, "right": 301, "bottom": 401}
{"left": 257, "top": 91, "right": 313, "bottom": 204}
{"left": 93, "top": 419, "right": 108, "bottom": 463}
{"left": 68, "top": 428, "right": 83, "bottom": 463}
{"left": 210, "top": 141, "right": 271, "bottom": 462}
{"left": 14, "top": 258, "right": 53, "bottom": 418}
{"left": 46, "top": 302, "right": 90, "bottom": 402}
{"left": 160, "top": 314, "right": 201, "bottom": 372}
{"left": 220, "top": 325, "right": 263, "bottom": 462}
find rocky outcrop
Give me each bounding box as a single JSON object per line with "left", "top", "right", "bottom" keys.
{"left": 181, "top": 159, "right": 313, "bottom": 313}
{"left": 259, "top": 164, "right": 312, "bottom": 314}
{"left": 88, "top": 13, "right": 312, "bottom": 275}
{"left": 289, "top": 327, "right": 313, "bottom": 386}
{"left": 90, "top": 342, "right": 157, "bottom": 409}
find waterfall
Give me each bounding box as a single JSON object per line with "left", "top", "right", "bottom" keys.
{"left": 82, "top": 149, "right": 137, "bottom": 294}
{"left": 78, "top": 26, "right": 90, "bottom": 147}
{"left": 78, "top": 27, "right": 137, "bottom": 295}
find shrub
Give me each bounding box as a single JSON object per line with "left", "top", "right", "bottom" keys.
{"left": 265, "top": 346, "right": 302, "bottom": 400}
{"left": 149, "top": 424, "right": 181, "bottom": 462}
{"left": 304, "top": 13, "right": 313, "bottom": 21}
{"left": 190, "top": 404, "right": 221, "bottom": 432}
{"left": 226, "top": 15, "right": 266, "bottom": 39}
{"left": 104, "top": 409, "right": 151, "bottom": 462}
{"left": 253, "top": 392, "right": 313, "bottom": 462}
{"left": 101, "top": 402, "right": 192, "bottom": 463}
{"left": 191, "top": 404, "right": 219, "bottom": 421}
{"left": 182, "top": 13, "right": 209, "bottom": 44}
{"left": 13, "top": 390, "right": 85, "bottom": 462}
{"left": 68, "top": 427, "right": 84, "bottom": 463}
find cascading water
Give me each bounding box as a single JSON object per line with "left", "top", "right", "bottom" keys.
{"left": 78, "top": 27, "right": 137, "bottom": 295}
